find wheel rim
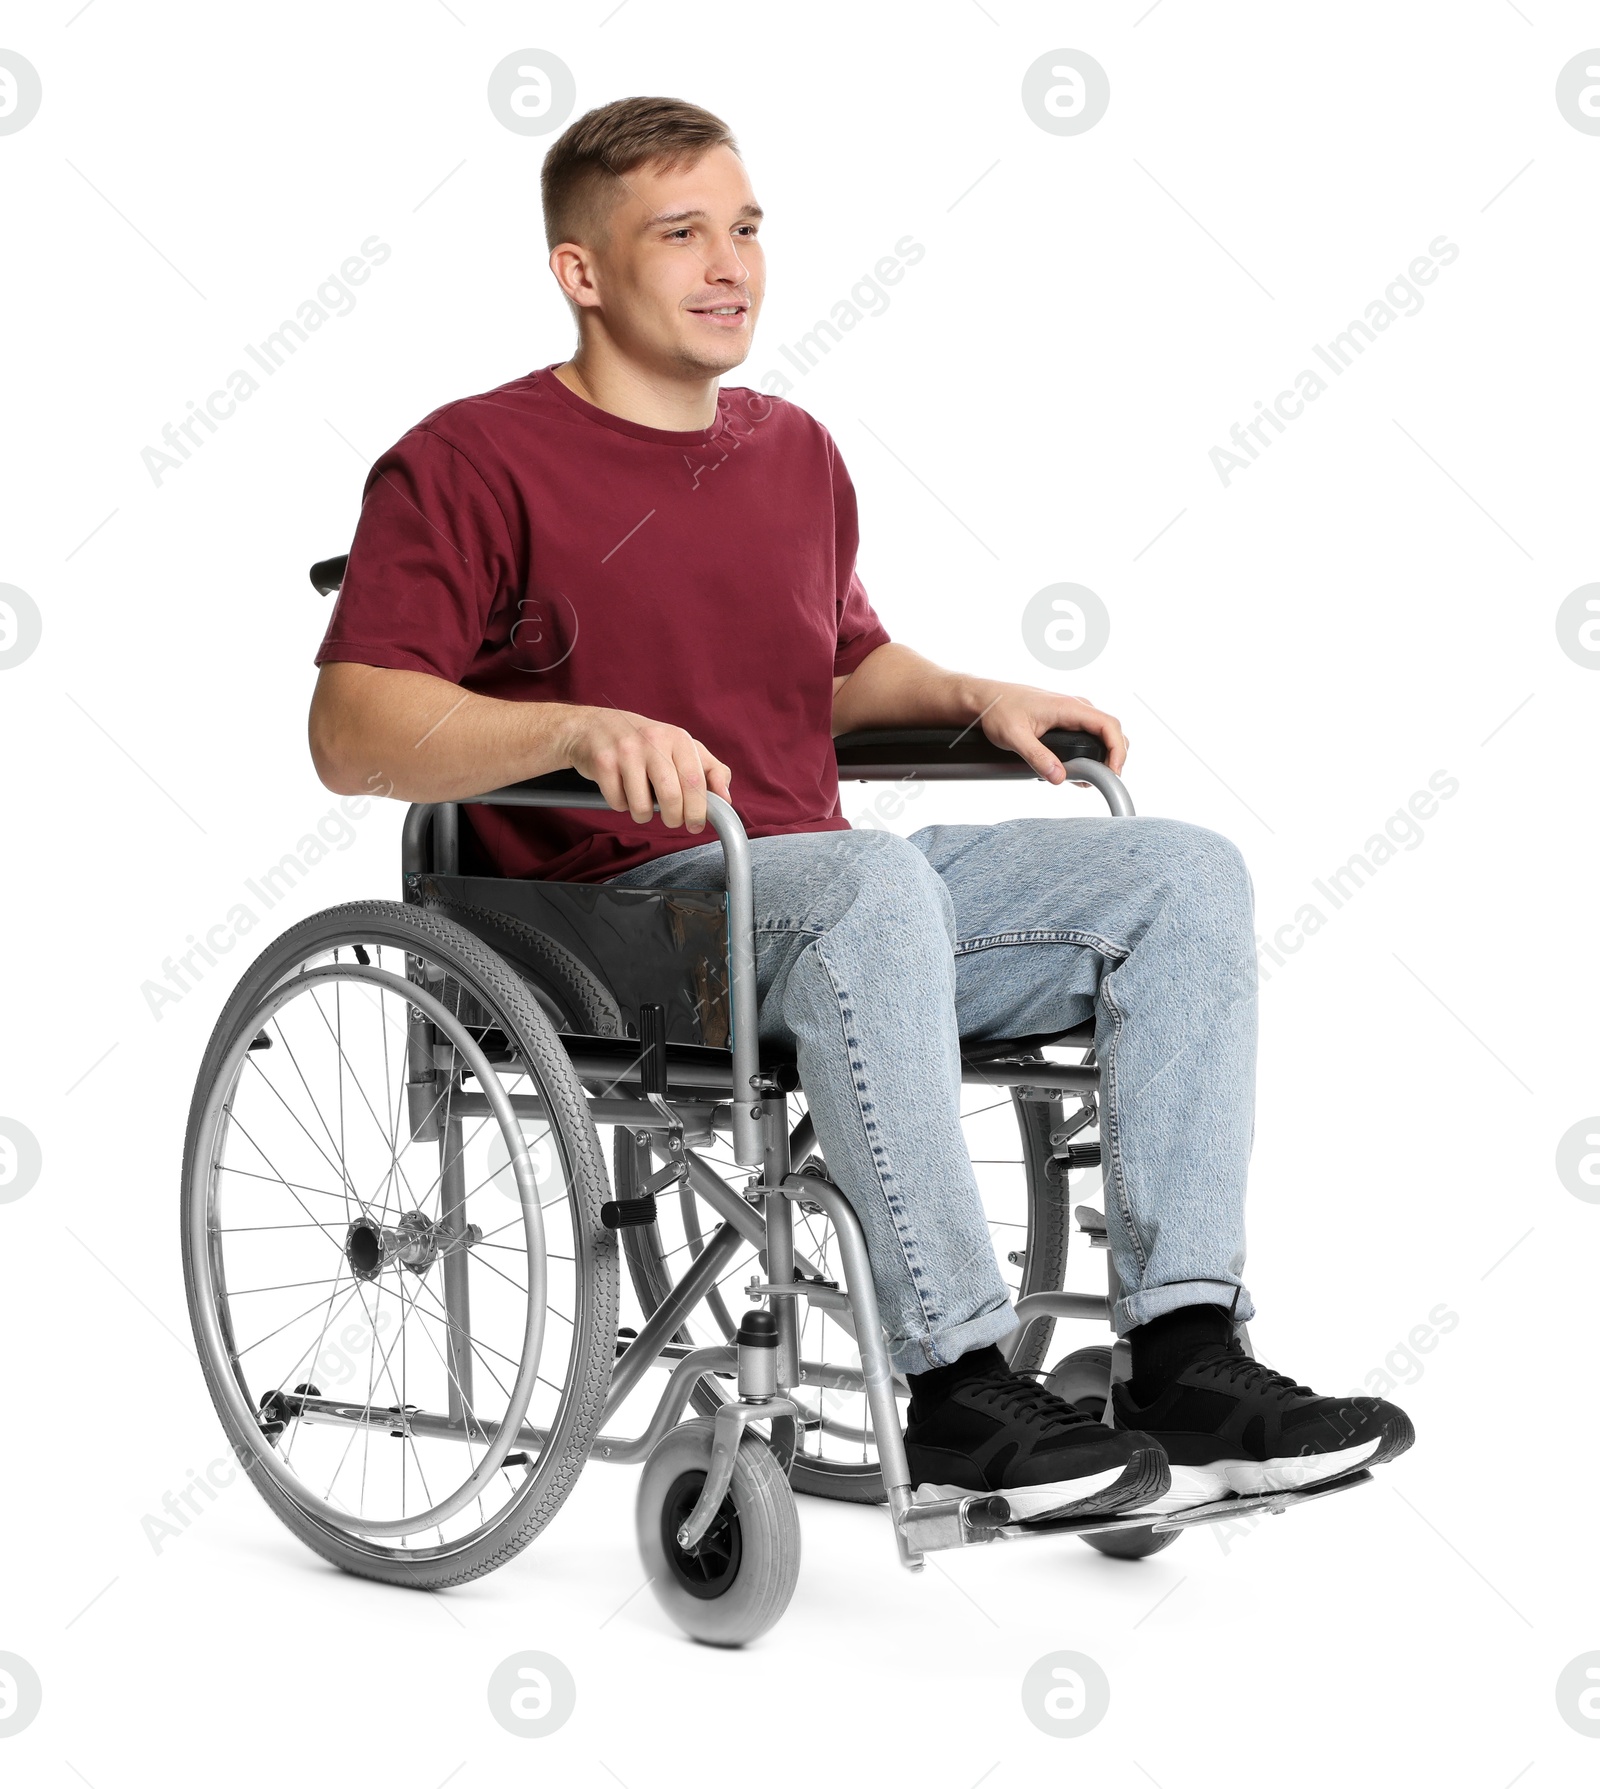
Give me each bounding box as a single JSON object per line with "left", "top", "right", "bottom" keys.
{"left": 660, "top": 1471, "right": 742, "bottom": 1598}
{"left": 188, "top": 941, "right": 578, "bottom": 1549}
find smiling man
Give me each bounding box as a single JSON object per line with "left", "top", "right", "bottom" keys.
{"left": 310, "top": 96, "right": 1413, "bottom": 1525}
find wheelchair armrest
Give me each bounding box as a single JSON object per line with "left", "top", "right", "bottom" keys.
{"left": 833, "top": 727, "right": 1106, "bottom": 781}
{"left": 474, "top": 768, "right": 604, "bottom": 801}
{"left": 310, "top": 553, "right": 348, "bottom": 596}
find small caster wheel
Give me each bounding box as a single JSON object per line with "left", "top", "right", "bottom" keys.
{"left": 1080, "top": 1523, "right": 1182, "bottom": 1560}
{"left": 1045, "top": 1344, "right": 1114, "bottom": 1419}
{"left": 636, "top": 1419, "right": 800, "bottom": 1647}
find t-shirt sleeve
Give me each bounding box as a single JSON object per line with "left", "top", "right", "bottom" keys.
{"left": 314, "top": 426, "right": 515, "bottom": 684}
{"left": 824, "top": 429, "right": 892, "bottom": 677}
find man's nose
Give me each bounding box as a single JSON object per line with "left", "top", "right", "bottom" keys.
{"left": 703, "top": 240, "right": 751, "bottom": 286}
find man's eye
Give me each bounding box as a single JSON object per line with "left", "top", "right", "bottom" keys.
{"left": 667, "top": 228, "right": 692, "bottom": 240}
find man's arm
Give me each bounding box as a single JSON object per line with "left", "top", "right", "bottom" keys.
{"left": 309, "top": 661, "right": 732, "bottom": 833}
{"left": 830, "top": 641, "right": 1127, "bottom": 780}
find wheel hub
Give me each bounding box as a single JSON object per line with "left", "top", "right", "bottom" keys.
{"left": 344, "top": 1211, "right": 481, "bottom": 1280}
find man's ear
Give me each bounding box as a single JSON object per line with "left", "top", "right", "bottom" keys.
{"left": 549, "top": 241, "right": 601, "bottom": 310}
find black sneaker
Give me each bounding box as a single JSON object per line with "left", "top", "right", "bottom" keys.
{"left": 905, "top": 1369, "right": 1170, "bottom": 1522}
{"left": 1111, "top": 1343, "right": 1415, "bottom": 1513}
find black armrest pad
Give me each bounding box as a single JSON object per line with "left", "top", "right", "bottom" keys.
{"left": 310, "top": 553, "right": 349, "bottom": 596}
{"left": 833, "top": 727, "right": 1106, "bottom": 781}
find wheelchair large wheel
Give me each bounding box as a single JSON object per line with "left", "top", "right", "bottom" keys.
{"left": 181, "top": 900, "right": 619, "bottom": 1588}
{"left": 636, "top": 1419, "right": 800, "bottom": 1646}
{"left": 614, "top": 1069, "right": 1086, "bottom": 1503}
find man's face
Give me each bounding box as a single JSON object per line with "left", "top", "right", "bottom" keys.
{"left": 575, "top": 144, "right": 765, "bottom": 378}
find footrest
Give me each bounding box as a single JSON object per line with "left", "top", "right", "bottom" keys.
{"left": 1150, "top": 1466, "right": 1375, "bottom": 1532}
{"left": 997, "top": 1466, "right": 1376, "bottom": 1542}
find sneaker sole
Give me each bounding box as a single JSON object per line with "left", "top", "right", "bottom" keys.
{"left": 920, "top": 1445, "right": 1172, "bottom": 1524}
{"left": 1139, "top": 1408, "right": 1416, "bottom": 1515}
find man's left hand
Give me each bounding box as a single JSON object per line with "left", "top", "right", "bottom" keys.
{"left": 972, "top": 681, "right": 1128, "bottom": 780}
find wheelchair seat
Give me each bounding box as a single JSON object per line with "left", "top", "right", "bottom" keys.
{"left": 404, "top": 847, "right": 1098, "bottom": 1097}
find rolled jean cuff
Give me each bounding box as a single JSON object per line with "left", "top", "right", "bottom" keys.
{"left": 1113, "top": 1279, "right": 1256, "bottom": 1337}
{"left": 887, "top": 1299, "right": 1020, "bottom": 1377}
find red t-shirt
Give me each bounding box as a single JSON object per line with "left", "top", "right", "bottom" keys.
{"left": 315, "top": 363, "right": 892, "bottom": 882}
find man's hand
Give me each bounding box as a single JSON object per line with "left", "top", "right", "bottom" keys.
{"left": 971, "top": 680, "right": 1128, "bottom": 781}
{"left": 564, "top": 708, "right": 733, "bottom": 834}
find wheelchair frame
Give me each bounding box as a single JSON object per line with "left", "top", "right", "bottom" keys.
{"left": 391, "top": 748, "right": 1372, "bottom": 1577}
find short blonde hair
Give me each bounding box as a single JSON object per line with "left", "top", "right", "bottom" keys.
{"left": 541, "top": 95, "right": 740, "bottom": 251}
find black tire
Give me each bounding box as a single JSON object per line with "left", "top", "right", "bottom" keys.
{"left": 616, "top": 1082, "right": 1078, "bottom": 1504}
{"left": 1046, "top": 1343, "right": 1116, "bottom": 1420}
{"left": 420, "top": 896, "right": 624, "bottom": 1038}
{"left": 181, "top": 900, "right": 619, "bottom": 1589}
{"left": 1080, "top": 1523, "right": 1182, "bottom": 1560}
{"left": 636, "top": 1419, "right": 800, "bottom": 1646}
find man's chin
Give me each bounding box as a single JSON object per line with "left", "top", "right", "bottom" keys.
{"left": 674, "top": 331, "right": 754, "bottom": 379}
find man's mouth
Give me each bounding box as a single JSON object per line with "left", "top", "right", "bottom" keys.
{"left": 688, "top": 302, "right": 749, "bottom": 329}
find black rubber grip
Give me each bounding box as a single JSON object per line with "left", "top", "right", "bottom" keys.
{"left": 309, "top": 553, "right": 348, "bottom": 596}
{"left": 601, "top": 1195, "right": 658, "bottom": 1231}
{"left": 638, "top": 1003, "right": 668, "bottom": 1098}
{"left": 833, "top": 727, "right": 1107, "bottom": 782}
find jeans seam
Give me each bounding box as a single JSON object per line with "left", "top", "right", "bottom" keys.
{"left": 809, "top": 935, "right": 945, "bottom": 1339}
{"left": 1098, "top": 971, "right": 1150, "bottom": 1283}
{"left": 954, "top": 928, "right": 1130, "bottom": 961}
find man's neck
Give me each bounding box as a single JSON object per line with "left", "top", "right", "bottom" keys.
{"left": 554, "top": 348, "right": 720, "bottom": 433}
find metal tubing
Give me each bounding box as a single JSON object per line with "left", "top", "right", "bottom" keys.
{"left": 589, "top": 1346, "right": 738, "bottom": 1465}
{"left": 400, "top": 803, "right": 435, "bottom": 877}
{"left": 452, "top": 1089, "right": 728, "bottom": 1132}
{"left": 438, "top": 1117, "right": 475, "bottom": 1427}
{"left": 604, "top": 1220, "right": 746, "bottom": 1415}
{"left": 681, "top": 1148, "right": 767, "bottom": 1248}
{"left": 963, "top": 1061, "right": 1098, "bottom": 1094}
{"left": 760, "top": 1100, "right": 801, "bottom": 1390}
{"left": 677, "top": 1395, "right": 801, "bottom": 1550}
{"left": 433, "top": 803, "right": 460, "bottom": 874}
{"left": 777, "top": 1172, "right": 922, "bottom": 1571}
{"left": 455, "top": 782, "right": 763, "bottom": 1167}
{"left": 788, "top": 1108, "right": 817, "bottom": 1165}
{"left": 1010, "top": 1290, "right": 1112, "bottom": 1326}
{"left": 1059, "top": 758, "right": 1136, "bottom": 818}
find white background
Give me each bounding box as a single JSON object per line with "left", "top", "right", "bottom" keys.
{"left": 2, "top": 2, "right": 1595, "bottom": 1784}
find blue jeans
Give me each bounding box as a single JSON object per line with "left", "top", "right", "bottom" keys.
{"left": 608, "top": 817, "right": 1259, "bottom": 1376}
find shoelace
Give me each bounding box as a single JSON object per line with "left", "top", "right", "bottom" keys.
{"left": 969, "top": 1370, "right": 1096, "bottom": 1434}
{"left": 1188, "top": 1346, "right": 1311, "bottom": 1400}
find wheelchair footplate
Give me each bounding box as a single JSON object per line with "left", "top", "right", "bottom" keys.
{"left": 898, "top": 1466, "right": 1374, "bottom": 1555}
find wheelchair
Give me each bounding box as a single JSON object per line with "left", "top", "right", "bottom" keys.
{"left": 179, "top": 554, "right": 1372, "bottom": 1645}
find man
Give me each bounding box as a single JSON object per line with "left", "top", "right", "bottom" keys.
{"left": 310, "top": 96, "right": 1413, "bottom": 1522}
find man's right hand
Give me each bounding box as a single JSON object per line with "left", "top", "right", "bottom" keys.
{"left": 563, "top": 707, "right": 733, "bottom": 835}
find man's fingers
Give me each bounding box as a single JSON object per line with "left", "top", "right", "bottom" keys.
{"left": 696, "top": 743, "right": 733, "bottom": 805}
{"left": 1079, "top": 706, "right": 1127, "bottom": 774}
{"left": 644, "top": 743, "right": 687, "bottom": 829}
{"left": 672, "top": 737, "right": 708, "bottom": 833}
{"left": 1009, "top": 730, "right": 1067, "bottom": 784}
{"left": 619, "top": 754, "right": 659, "bottom": 826}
